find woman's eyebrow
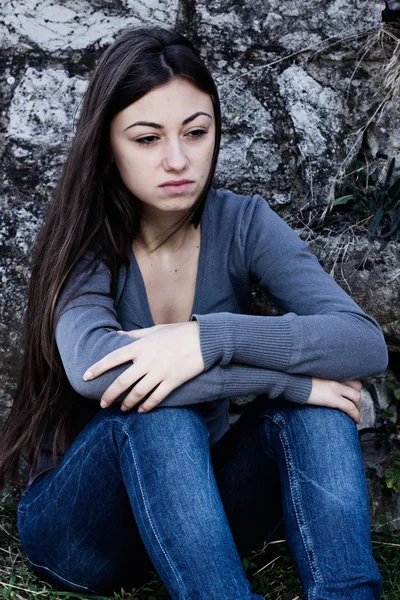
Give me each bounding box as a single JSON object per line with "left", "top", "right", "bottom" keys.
{"left": 123, "top": 111, "right": 212, "bottom": 132}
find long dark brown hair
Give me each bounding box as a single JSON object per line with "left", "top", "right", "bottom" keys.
{"left": 0, "top": 26, "right": 222, "bottom": 489}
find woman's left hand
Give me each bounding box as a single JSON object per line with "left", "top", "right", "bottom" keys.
{"left": 83, "top": 322, "right": 204, "bottom": 413}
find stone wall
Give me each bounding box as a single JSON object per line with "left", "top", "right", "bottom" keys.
{"left": 1, "top": 1, "right": 399, "bottom": 525}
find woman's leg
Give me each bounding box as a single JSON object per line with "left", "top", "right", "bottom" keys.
{"left": 17, "top": 403, "right": 263, "bottom": 600}
{"left": 17, "top": 408, "right": 154, "bottom": 596}
{"left": 211, "top": 395, "right": 382, "bottom": 600}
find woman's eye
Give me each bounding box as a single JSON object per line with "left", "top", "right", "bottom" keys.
{"left": 135, "top": 130, "right": 206, "bottom": 145}
{"left": 187, "top": 129, "right": 207, "bottom": 139}
{"left": 136, "top": 135, "right": 159, "bottom": 145}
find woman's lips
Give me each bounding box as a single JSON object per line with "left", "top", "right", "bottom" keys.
{"left": 160, "top": 182, "right": 194, "bottom": 194}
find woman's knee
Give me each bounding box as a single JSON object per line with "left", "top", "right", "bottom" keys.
{"left": 263, "top": 404, "right": 368, "bottom": 504}
{"left": 265, "top": 403, "right": 359, "bottom": 447}
{"left": 98, "top": 403, "right": 211, "bottom": 458}
{"left": 91, "top": 402, "right": 209, "bottom": 437}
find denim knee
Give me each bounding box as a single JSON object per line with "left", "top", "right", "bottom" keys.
{"left": 96, "top": 403, "right": 211, "bottom": 458}
{"left": 90, "top": 402, "right": 208, "bottom": 433}
{"left": 261, "top": 404, "right": 369, "bottom": 503}
{"left": 264, "top": 404, "right": 360, "bottom": 451}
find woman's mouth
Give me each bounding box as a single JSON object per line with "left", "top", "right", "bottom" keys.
{"left": 159, "top": 180, "right": 194, "bottom": 194}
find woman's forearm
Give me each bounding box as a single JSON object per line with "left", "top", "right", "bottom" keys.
{"left": 57, "top": 306, "right": 311, "bottom": 406}
{"left": 159, "top": 363, "right": 311, "bottom": 407}
{"left": 190, "top": 309, "right": 388, "bottom": 380}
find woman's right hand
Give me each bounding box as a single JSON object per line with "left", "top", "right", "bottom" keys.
{"left": 306, "top": 378, "right": 362, "bottom": 424}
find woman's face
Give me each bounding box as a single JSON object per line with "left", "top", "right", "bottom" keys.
{"left": 110, "top": 76, "right": 216, "bottom": 220}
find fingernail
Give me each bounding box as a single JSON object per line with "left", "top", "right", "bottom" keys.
{"left": 83, "top": 370, "right": 93, "bottom": 381}
{"left": 100, "top": 399, "right": 108, "bottom": 408}
{"left": 120, "top": 405, "right": 127, "bottom": 412}
{"left": 138, "top": 407, "right": 145, "bottom": 413}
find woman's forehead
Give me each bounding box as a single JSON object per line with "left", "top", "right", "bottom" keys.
{"left": 113, "top": 77, "right": 214, "bottom": 128}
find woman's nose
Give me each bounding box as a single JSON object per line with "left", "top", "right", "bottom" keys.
{"left": 162, "top": 139, "right": 188, "bottom": 171}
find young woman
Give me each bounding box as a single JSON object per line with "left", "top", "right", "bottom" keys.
{"left": 0, "top": 26, "right": 388, "bottom": 600}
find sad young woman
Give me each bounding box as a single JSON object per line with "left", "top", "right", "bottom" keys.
{"left": 0, "top": 26, "right": 388, "bottom": 600}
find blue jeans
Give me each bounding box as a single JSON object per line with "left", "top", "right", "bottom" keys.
{"left": 17, "top": 396, "right": 382, "bottom": 599}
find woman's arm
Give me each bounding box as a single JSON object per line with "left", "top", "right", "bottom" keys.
{"left": 190, "top": 195, "right": 388, "bottom": 380}
{"left": 83, "top": 323, "right": 361, "bottom": 422}
{"left": 57, "top": 250, "right": 361, "bottom": 422}
{"left": 54, "top": 252, "right": 311, "bottom": 405}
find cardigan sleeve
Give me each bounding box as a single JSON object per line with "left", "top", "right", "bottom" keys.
{"left": 190, "top": 194, "right": 388, "bottom": 380}
{"left": 54, "top": 253, "right": 137, "bottom": 399}
{"left": 160, "top": 363, "right": 311, "bottom": 406}
{"left": 55, "top": 250, "right": 311, "bottom": 404}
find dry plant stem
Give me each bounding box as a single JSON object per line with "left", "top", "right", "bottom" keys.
{"left": 372, "top": 540, "right": 400, "bottom": 548}
{"left": 324, "top": 25, "right": 400, "bottom": 217}
{"left": 233, "top": 27, "right": 378, "bottom": 78}
{"left": 253, "top": 555, "right": 283, "bottom": 576}
{"left": 325, "top": 84, "right": 393, "bottom": 218}
{"left": 1, "top": 581, "right": 48, "bottom": 595}
{"left": 249, "top": 539, "right": 287, "bottom": 559}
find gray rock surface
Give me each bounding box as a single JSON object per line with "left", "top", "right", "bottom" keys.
{"left": 7, "top": 67, "right": 87, "bottom": 148}
{"left": 358, "top": 383, "right": 397, "bottom": 431}
{"left": 216, "top": 74, "right": 293, "bottom": 202}
{"left": 277, "top": 64, "right": 344, "bottom": 202}
{"left": 1, "top": 0, "right": 178, "bottom": 53}
{"left": 359, "top": 387, "right": 377, "bottom": 431}
{"left": 309, "top": 237, "right": 400, "bottom": 353}
{"left": 195, "top": 1, "right": 383, "bottom": 56}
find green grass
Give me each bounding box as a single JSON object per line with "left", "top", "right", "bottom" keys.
{"left": 1, "top": 489, "right": 400, "bottom": 599}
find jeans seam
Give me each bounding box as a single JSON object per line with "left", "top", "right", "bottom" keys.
{"left": 25, "top": 555, "right": 101, "bottom": 595}
{"left": 272, "top": 413, "right": 324, "bottom": 587}
{"left": 123, "top": 423, "right": 187, "bottom": 600}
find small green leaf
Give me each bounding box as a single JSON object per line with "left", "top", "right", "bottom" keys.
{"left": 385, "top": 452, "right": 400, "bottom": 492}
{"left": 333, "top": 195, "right": 356, "bottom": 205}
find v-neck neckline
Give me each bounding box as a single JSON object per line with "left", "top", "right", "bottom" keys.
{"left": 129, "top": 192, "right": 211, "bottom": 327}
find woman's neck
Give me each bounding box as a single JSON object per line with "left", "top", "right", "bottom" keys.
{"left": 137, "top": 216, "right": 197, "bottom": 255}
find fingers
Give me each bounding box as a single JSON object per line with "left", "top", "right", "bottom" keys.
{"left": 335, "top": 397, "right": 361, "bottom": 424}
{"left": 338, "top": 381, "right": 362, "bottom": 411}
{"left": 84, "top": 328, "right": 161, "bottom": 380}
{"left": 100, "top": 364, "right": 172, "bottom": 412}
{"left": 137, "top": 381, "right": 174, "bottom": 413}
{"left": 335, "top": 381, "right": 362, "bottom": 423}
{"left": 307, "top": 378, "right": 362, "bottom": 424}
{"left": 84, "top": 342, "right": 138, "bottom": 380}
{"left": 120, "top": 371, "right": 165, "bottom": 411}
{"left": 100, "top": 362, "right": 145, "bottom": 406}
